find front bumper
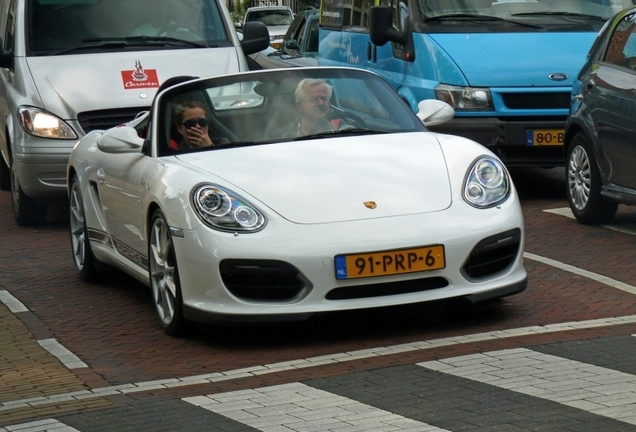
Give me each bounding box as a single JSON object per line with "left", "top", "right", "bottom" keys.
{"left": 173, "top": 198, "right": 527, "bottom": 324}
{"left": 12, "top": 133, "right": 78, "bottom": 200}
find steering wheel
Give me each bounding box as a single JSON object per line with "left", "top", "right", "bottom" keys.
{"left": 156, "top": 23, "right": 202, "bottom": 39}
{"left": 336, "top": 110, "right": 367, "bottom": 129}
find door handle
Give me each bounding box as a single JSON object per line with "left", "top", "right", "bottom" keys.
{"left": 96, "top": 168, "right": 105, "bottom": 184}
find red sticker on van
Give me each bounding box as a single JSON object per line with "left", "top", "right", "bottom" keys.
{"left": 121, "top": 61, "right": 159, "bottom": 89}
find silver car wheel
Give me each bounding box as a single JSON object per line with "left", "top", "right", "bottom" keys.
{"left": 149, "top": 212, "right": 178, "bottom": 327}
{"left": 567, "top": 144, "right": 591, "bottom": 211}
{"left": 68, "top": 176, "right": 98, "bottom": 281}
{"left": 69, "top": 181, "right": 87, "bottom": 270}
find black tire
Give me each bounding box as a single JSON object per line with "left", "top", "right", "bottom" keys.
{"left": 566, "top": 132, "right": 618, "bottom": 225}
{"left": 10, "top": 164, "right": 46, "bottom": 226}
{"left": 69, "top": 175, "right": 99, "bottom": 281}
{"left": 0, "top": 154, "right": 9, "bottom": 191}
{"left": 148, "top": 208, "right": 186, "bottom": 335}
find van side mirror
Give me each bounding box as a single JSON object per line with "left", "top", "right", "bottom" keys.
{"left": 369, "top": 6, "right": 415, "bottom": 62}
{"left": 241, "top": 21, "right": 270, "bottom": 55}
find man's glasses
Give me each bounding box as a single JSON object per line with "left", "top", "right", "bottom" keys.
{"left": 304, "top": 96, "right": 330, "bottom": 104}
{"left": 182, "top": 118, "right": 209, "bottom": 128}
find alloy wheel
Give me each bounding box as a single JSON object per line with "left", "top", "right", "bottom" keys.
{"left": 567, "top": 144, "right": 591, "bottom": 211}
{"left": 149, "top": 212, "right": 179, "bottom": 329}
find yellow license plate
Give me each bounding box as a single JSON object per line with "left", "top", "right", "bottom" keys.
{"left": 526, "top": 129, "right": 564, "bottom": 146}
{"left": 335, "top": 245, "right": 445, "bottom": 280}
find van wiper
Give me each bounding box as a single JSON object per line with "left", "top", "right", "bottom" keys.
{"left": 424, "top": 13, "right": 543, "bottom": 28}
{"left": 511, "top": 12, "right": 606, "bottom": 22}
{"left": 52, "top": 37, "right": 208, "bottom": 55}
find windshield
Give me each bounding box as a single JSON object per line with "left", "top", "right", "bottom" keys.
{"left": 419, "top": 0, "right": 636, "bottom": 21}
{"left": 156, "top": 68, "right": 426, "bottom": 156}
{"left": 27, "top": 0, "right": 229, "bottom": 55}
{"left": 246, "top": 9, "right": 294, "bottom": 26}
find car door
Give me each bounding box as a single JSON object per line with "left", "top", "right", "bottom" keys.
{"left": 96, "top": 150, "right": 152, "bottom": 265}
{"left": 282, "top": 13, "right": 306, "bottom": 55}
{"left": 592, "top": 13, "right": 636, "bottom": 188}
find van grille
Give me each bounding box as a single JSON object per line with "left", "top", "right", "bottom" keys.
{"left": 77, "top": 107, "right": 149, "bottom": 134}
{"left": 501, "top": 92, "right": 569, "bottom": 110}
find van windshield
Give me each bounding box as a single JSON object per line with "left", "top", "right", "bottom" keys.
{"left": 27, "top": 0, "right": 230, "bottom": 55}
{"left": 419, "top": 0, "right": 635, "bottom": 22}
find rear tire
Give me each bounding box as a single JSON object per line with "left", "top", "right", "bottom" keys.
{"left": 10, "top": 163, "right": 46, "bottom": 226}
{"left": 566, "top": 132, "right": 618, "bottom": 225}
{"left": 69, "top": 175, "right": 99, "bottom": 281}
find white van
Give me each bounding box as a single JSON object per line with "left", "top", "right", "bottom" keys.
{"left": 0, "top": 0, "right": 268, "bottom": 225}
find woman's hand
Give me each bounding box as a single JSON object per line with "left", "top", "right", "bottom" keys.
{"left": 186, "top": 128, "right": 213, "bottom": 148}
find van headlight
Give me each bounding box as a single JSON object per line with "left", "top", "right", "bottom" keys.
{"left": 18, "top": 107, "right": 78, "bottom": 139}
{"left": 193, "top": 185, "right": 266, "bottom": 232}
{"left": 435, "top": 84, "right": 493, "bottom": 111}
{"left": 463, "top": 157, "right": 510, "bottom": 208}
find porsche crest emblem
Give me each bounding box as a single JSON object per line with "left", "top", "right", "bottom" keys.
{"left": 363, "top": 201, "right": 377, "bottom": 209}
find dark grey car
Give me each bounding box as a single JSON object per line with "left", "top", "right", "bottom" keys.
{"left": 565, "top": 5, "right": 636, "bottom": 224}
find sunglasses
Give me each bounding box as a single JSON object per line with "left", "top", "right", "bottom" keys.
{"left": 182, "top": 118, "right": 209, "bottom": 128}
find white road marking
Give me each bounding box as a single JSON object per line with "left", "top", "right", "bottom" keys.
{"left": 0, "top": 290, "right": 28, "bottom": 313}
{"left": 184, "top": 382, "right": 450, "bottom": 432}
{"left": 0, "top": 418, "right": 79, "bottom": 431}
{"left": 38, "top": 339, "right": 87, "bottom": 370}
{"left": 524, "top": 253, "right": 636, "bottom": 295}
{"left": 418, "top": 347, "right": 636, "bottom": 425}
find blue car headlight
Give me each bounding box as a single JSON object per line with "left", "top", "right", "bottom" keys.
{"left": 463, "top": 157, "right": 510, "bottom": 208}
{"left": 193, "top": 185, "right": 266, "bottom": 232}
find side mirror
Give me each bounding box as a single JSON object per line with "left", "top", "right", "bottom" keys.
{"left": 416, "top": 100, "right": 455, "bottom": 127}
{"left": 369, "top": 6, "right": 415, "bottom": 62}
{"left": 97, "top": 126, "right": 145, "bottom": 153}
{"left": 241, "top": 21, "right": 270, "bottom": 55}
{"left": 285, "top": 39, "right": 299, "bottom": 50}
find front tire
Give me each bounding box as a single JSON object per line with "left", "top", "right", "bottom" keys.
{"left": 149, "top": 208, "right": 186, "bottom": 335}
{"left": 566, "top": 132, "right": 618, "bottom": 225}
{"left": 10, "top": 164, "right": 46, "bottom": 226}
{"left": 0, "top": 154, "right": 9, "bottom": 191}
{"left": 69, "top": 175, "right": 99, "bottom": 281}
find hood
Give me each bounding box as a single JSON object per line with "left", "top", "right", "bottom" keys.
{"left": 429, "top": 32, "right": 597, "bottom": 87}
{"left": 178, "top": 133, "right": 452, "bottom": 224}
{"left": 26, "top": 48, "right": 240, "bottom": 120}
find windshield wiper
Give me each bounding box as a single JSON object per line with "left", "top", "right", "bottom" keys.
{"left": 424, "top": 13, "right": 543, "bottom": 28}
{"left": 52, "top": 36, "right": 208, "bottom": 55}
{"left": 293, "top": 129, "right": 388, "bottom": 141}
{"left": 511, "top": 11, "right": 606, "bottom": 21}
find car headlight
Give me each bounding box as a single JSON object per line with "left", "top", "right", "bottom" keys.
{"left": 193, "top": 185, "right": 266, "bottom": 232}
{"left": 463, "top": 157, "right": 510, "bottom": 208}
{"left": 434, "top": 84, "right": 493, "bottom": 111}
{"left": 18, "top": 106, "right": 78, "bottom": 139}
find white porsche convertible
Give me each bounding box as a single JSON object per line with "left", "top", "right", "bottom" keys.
{"left": 67, "top": 67, "right": 527, "bottom": 335}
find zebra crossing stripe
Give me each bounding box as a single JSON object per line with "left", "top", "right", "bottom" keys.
{"left": 184, "top": 382, "right": 451, "bottom": 431}
{"left": 417, "top": 347, "right": 636, "bottom": 425}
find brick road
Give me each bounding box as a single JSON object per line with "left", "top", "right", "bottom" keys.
{"left": 2, "top": 167, "right": 636, "bottom": 430}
